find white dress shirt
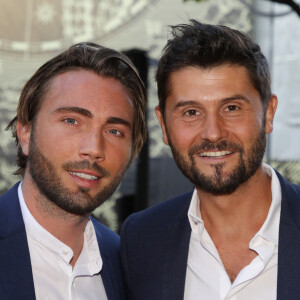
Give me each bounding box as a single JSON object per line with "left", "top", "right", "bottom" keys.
{"left": 184, "top": 163, "right": 281, "bottom": 300}
{"left": 18, "top": 183, "right": 108, "bottom": 300}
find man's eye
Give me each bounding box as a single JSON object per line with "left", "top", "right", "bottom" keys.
{"left": 109, "top": 129, "right": 122, "bottom": 136}
{"left": 226, "top": 105, "right": 239, "bottom": 112}
{"left": 64, "top": 118, "right": 78, "bottom": 125}
{"left": 184, "top": 109, "right": 199, "bottom": 116}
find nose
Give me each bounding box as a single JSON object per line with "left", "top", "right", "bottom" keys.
{"left": 200, "top": 113, "right": 227, "bottom": 143}
{"left": 78, "top": 130, "right": 105, "bottom": 161}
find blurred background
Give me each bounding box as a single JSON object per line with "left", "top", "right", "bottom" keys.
{"left": 0, "top": 0, "right": 299, "bottom": 232}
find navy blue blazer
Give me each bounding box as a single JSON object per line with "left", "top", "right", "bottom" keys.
{"left": 121, "top": 172, "right": 300, "bottom": 300}
{"left": 0, "top": 182, "right": 126, "bottom": 300}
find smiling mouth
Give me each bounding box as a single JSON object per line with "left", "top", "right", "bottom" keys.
{"left": 68, "top": 171, "right": 100, "bottom": 180}
{"left": 200, "top": 150, "right": 234, "bottom": 158}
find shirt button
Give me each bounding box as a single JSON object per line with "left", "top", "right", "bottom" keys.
{"left": 62, "top": 249, "right": 69, "bottom": 255}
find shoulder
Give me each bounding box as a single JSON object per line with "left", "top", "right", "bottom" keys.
{"left": 122, "top": 191, "right": 193, "bottom": 234}
{"left": 120, "top": 192, "right": 193, "bottom": 295}
{"left": 276, "top": 170, "right": 300, "bottom": 196}
{"left": 127, "top": 191, "right": 192, "bottom": 223}
{"left": 0, "top": 182, "right": 20, "bottom": 216}
{"left": 0, "top": 182, "right": 19, "bottom": 202}
{"left": 0, "top": 182, "right": 25, "bottom": 237}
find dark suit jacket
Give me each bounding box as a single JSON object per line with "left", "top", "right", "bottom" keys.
{"left": 0, "top": 182, "right": 126, "bottom": 300}
{"left": 121, "top": 171, "right": 300, "bottom": 300}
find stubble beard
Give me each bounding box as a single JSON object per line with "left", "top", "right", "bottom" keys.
{"left": 167, "top": 127, "right": 266, "bottom": 195}
{"left": 28, "top": 128, "right": 128, "bottom": 216}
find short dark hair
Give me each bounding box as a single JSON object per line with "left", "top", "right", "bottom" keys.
{"left": 7, "top": 42, "right": 147, "bottom": 176}
{"left": 156, "top": 20, "right": 272, "bottom": 114}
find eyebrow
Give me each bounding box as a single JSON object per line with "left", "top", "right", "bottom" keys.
{"left": 53, "top": 106, "right": 132, "bottom": 128}
{"left": 174, "top": 94, "right": 251, "bottom": 109}
{"left": 106, "top": 117, "right": 132, "bottom": 128}
{"left": 53, "top": 106, "right": 92, "bottom": 118}
{"left": 174, "top": 100, "right": 199, "bottom": 109}
{"left": 222, "top": 95, "right": 251, "bottom": 103}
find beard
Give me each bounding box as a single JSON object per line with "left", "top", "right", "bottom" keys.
{"left": 167, "top": 127, "right": 266, "bottom": 195}
{"left": 28, "top": 129, "right": 128, "bottom": 216}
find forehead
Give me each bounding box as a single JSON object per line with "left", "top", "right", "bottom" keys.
{"left": 167, "top": 65, "right": 258, "bottom": 103}
{"left": 38, "top": 70, "right": 134, "bottom": 117}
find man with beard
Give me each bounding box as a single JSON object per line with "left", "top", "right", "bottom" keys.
{"left": 120, "top": 20, "right": 300, "bottom": 300}
{"left": 0, "top": 42, "right": 146, "bottom": 300}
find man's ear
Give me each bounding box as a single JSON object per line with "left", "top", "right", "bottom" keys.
{"left": 155, "top": 106, "right": 169, "bottom": 145}
{"left": 16, "top": 120, "right": 31, "bottom": 156}
{"left": 265, "top": 95, "right": 278, "bottom": 134}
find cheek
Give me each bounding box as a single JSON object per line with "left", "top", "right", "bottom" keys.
{"left": 108, "top": 147, "right": 131, "bottom": 172}
{"left": 108, "top": 139, "right": 132, "bottom": 161}
{"left": 123, "top": 143, "right": 133, "bottom": 161}
{"left": 227, "top": 119, "right": 262, "bottom": 148}
{"left": 167, "top": 121, "right": 201, "bottom": 146}
{"left": 35, "top": 128, "right": 76, "bottom": 159}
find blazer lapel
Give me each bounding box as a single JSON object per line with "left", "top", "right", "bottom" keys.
{"left": 93, "top": 220, "right": 126, "bottom": 300}
{"left": 162, "top": 193, "right": 192, "bottom": 300}
{"left": 100, "top": 252, "right": 120, "bottom": 300}
{"left": 277, "top": 173, "right": 300, "bottom": 299}
{"left": 0, "top": 183, "right": 35, "bottom": 300}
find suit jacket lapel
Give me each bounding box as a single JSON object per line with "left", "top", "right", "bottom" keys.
{"left": 92, "top": 219, "right": 126, "bottom": 300}
{"left": 277, "top": 173, "right": 300, "bottom": 299}
{"left": 162, "top": 193, "right": 192, "bottom": 300}
{"left": 100, "top": 252, "right": 117, "bottom": 300}
{"left": 0, "top": 183, "right": 35, "bottom": 300}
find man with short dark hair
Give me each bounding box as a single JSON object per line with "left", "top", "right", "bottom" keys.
{"left": 0, "top": 42, "right": 146, "bottom": 300}
{"left": 121, "top": 20, "right": 300, "bottom": 300}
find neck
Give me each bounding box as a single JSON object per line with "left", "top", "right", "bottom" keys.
{"left": 21, "top": 173, "right": 89, "bottom": 267}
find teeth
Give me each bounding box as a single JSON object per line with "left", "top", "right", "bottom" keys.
{"left": 68, "top": 172, "right": 99, "bottom": 180}
{"left": 200, "top": 151, "right": 233, "bottom": 157}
